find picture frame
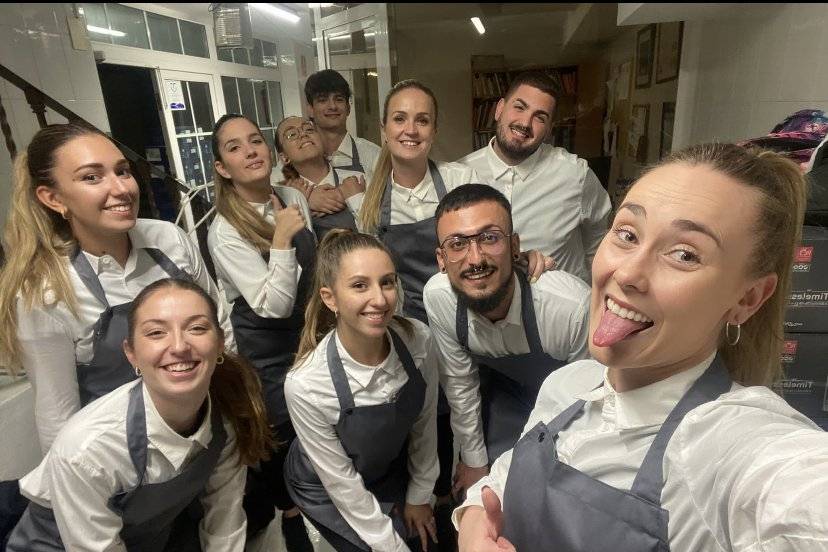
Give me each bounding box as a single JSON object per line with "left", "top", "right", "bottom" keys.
{"left": 660, "top": 102, "right": 676, "bottom": 160}
{"left": 635, "top": 24, "right": 656, "bottom": 89}
{"left": 629, "top": 103, "right": 650, "bottom": 164}
{"left": 655, "top": 22, "right": 684, "bottom": 84}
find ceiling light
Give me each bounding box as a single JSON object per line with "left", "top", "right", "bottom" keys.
{"left": 251, "top": 3, "right": 301, "bottom": 24}
{"left": 367, "top": 71, "right": 378, "bottom": 77}
{"left": 87, "top": 25, "right": 126, "bottom": 37}
{"left": 308, "top": 3, "right": 334, "bottom": 7}
{"left": 470, "top": 17, "right": 485, "bottom": 35}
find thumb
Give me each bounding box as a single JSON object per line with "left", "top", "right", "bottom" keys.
{"left": 358, "top": 175, "right": 366, "bottom": 186}
{"left": 270, "top": 193, "right": 283, "bottom": 211}
{"left": 481, "top": 486, "right": 503, "bottom": 541}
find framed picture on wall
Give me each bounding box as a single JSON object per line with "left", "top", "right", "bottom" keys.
{"left": 629, "top": 103, "right": 650, "bottom": 163}
{"left": 656, "top": 22, "right": 684, "bottom": 84}
{"left": 660, "top": 102, "right": 676, "bottom": 159}
{"left": 635, "top": 24, "right": 656, "bottom": 89}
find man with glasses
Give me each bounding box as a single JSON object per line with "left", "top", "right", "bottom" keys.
{"left": 459, "top": 71, "right": 611, "bottom": 283}
{"left": 424, "top": 184, "right": 590, "bottom": 500}
{"left": 275, "top": 115, "right": 366, "bottom": 240}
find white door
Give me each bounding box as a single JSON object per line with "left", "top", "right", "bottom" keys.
{"left": 312, "top": 4, "right": 393, "bottom": 146}
{"left": 157, "top": 69, "right": 223, "bottom": 205}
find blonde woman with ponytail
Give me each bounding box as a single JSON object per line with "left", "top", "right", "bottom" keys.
{"left": 8, "top": 278, "right": 270, "bottom": 552}
{"left": 284, "top": 230, "right": 440, "bottom": 552}
{"left": 457, "top": 144, "right": 828, "bottom": 552}
{"left": 0, "top": 124, "right": 233, "bottom": 452}
{"left": 206, "top": 113, "right": 315, "bottom": 549}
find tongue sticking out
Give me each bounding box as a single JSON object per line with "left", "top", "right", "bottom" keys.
{"left": 593, "top": 309, "right": 650, "bottom": 347}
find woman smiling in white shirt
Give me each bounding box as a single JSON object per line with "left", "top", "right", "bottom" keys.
{"left": 456, "top": 144, "right": 828, "bottom": 551}
{"left": 284, "top": 230, "right": 439, "bottom": 552}
{"left": 7, "top": 278, "right": 270, "bottom": 551}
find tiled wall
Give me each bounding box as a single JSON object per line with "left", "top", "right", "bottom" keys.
{"left": 0, "top": 3, "right": 110, "bottom": 230}
{"left": 686, "top": 3, "right": 828, "bottom": 144}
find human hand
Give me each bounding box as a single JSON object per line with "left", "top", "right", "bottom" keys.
{"left": 308, "top": 184, "right": 346, "bottom": 214}
{"left": 284, "top": 177, "right": 312, "bottom": 200}
{"left": 338, "top": 175, "right": 366, "bottom": 199}
{"left": 457, "top": 487, "right": 516, "bottom": 552}
{"left": 452, "top": 462, "right": 490, "bottom": 502}
{"left": 404, "top": 502, "right": 438, "bottom": 551}
{"left": 270, "top": 196, "right": 305, "bottom": 250}
{"left": 516, "top": 250, "right": 556, "bottom": 283}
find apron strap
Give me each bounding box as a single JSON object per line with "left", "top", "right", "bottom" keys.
{"left": 380, "top": 159, "right": 446, "bottom": 231}
{"left": 428, "top": 159, "right": 447, "bottom": 199}
{"left": 145, "top": 248, "right": 190, "bottom": 281}
{"left": 125, "top": 382, "right": 149, "bottom": 489}
{"left": 630, "top": 355, "right": 732, "bottom": 505}
{"left": 387, "top": 327, "right": 417, "bottom": 380}
{"left": 349, "top": 136, "right": 363, "bottom": 173}
{"left": 331, "top": 166, "right": 340, "bottom": 187}
{"left": 545, "top": 398, "right": 588, "bottom": 437}
{"left": 71, "top": 246, "right": 110, "bottom": 308}
{"left": 327, "top": 333, "right": 356, "bottom": 411}
{"left": 454, "top": 271, "right": 541, "bottom": 353}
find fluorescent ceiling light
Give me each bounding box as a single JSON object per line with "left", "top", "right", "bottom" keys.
{"left": 367, "top": 71, "right": 378, "bottom": 77}
{"left": 87, "top": 25, "right": 125, "bottom": 37}
{"left": 252, "top": 3, "right": 301, "bottom": 24}
{"left": 470, "top": 17, "right": 485, "bottom": 35}
{"left": 308, "top": 3, "right": 334, "bottom": 7}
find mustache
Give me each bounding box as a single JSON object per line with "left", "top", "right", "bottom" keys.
{"left": 460, "top": 262, "right": 495, "bottom": 279}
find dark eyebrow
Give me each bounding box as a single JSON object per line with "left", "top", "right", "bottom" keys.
{"left": 447, "top": 224, "right": 504, "bottom": 239}
{"left": 672, "top": 219, "right": 723, "bottom": 248}
{"left": 619, "top": 202, "right": 646, "bottom": 217}
{"left": 74, "top": 163, "right": 104, "bottom": 173}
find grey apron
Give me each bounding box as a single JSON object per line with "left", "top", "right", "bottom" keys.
{"left": 284, "top": 328, "right": 426, "bottom": 550}
{"left": 230, "top": 193, "right": 317, "bottom": 427}
{"left": 7, "top": 382, "right": 227, "bottom": 552}
{"left": 312, "top": 167, "right": 359, "bottom": 243}
{"left": 377, "top": 159, "right": 447, "bottom": 324}
{"left": 72, "top": 247, "right": 190, "bottom": 406}
{"left": 502, "top": 355, "right": 732, "bottom": 552}
{"left": 455, "top": 272, "right": 567, "bottom": 464}
{"left": 333, "top": 135, "right": 365, "bottom": 174}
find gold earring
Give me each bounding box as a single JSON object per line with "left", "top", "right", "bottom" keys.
{"left": 216, "top": 354, "right": 225, "bottom": 365}
{"left": 134, "top": 366, "right": 142, "bottom": 377}
{"left": 726, "top": 322, "right": 741, "bottom": 346}
{"left": 61, "top": 209, "right": 70, "bottom": 220}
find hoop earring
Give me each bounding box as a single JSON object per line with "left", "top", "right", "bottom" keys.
{"left": 216, "top": 354, "right": 225, "bottom": 365}
{"left": 726, "top": 322, "right": 741, "bottom": 346}
{"left": 134, "top": 366, "right": 142, "bottom": 377}
{"left": 333, "top": 308, "right": 339, "bottom": 318}
{"left": 61, "top": 209, "right": 70, "bottom": 221}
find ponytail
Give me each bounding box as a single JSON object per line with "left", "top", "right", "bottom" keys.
{"left": 295, "top": 229, "right": 412, "bottom": 363}
{"left": 128, "top": 278, "right": 273, "bottom": 465}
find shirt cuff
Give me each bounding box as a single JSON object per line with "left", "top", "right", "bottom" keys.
{"left": 405, "top": 481, "right": 434, "bottom": 506}
{"left": 345, "top": 192, "right": 364, "bottom": 215}
{"left": 199, "top": 520, "right": 247, "bottom": 552}
{"left": 268, "top": 246, "right": 297, "bottom": 258}
{"left": 461, "top": 447, "right": 489, "bottom": 469}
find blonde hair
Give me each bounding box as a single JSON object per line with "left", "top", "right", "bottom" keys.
{"left": 128, "top": 278, "right": 273, "bottom": 465}
{"left": 295, "top": 229, "right": 413, "bottom": 363}
{"left": 649, "top": 143, "right": 808, "bottom": 386}
{"left": 0, "top": 124, "right": 107, "bottom": 372}
{"left": 212, "top": 114, "right": 275, "bottom": 253}
{"left": 359, "top": 80, "right": 439, "bottom": 234}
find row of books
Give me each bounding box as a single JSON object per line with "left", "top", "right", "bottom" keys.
{"left": 472, "top": 72, "right": 510, "bottom": 98}
{"left": 473, "top": 130, "right": 496, "bottom": 150}
{"left": 473, "top": 99, "right": 499, "bottom": 131}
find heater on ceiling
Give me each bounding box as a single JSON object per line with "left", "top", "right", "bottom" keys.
{"left": 211, "top": 3, "right": 254, "bottom": 50}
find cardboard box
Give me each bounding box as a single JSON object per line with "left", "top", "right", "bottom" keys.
{"left": 785, "top": 225, "right": 828, "bottom": 333}
{"left": 774, "top": 334, "right": 828, "bottom": 430}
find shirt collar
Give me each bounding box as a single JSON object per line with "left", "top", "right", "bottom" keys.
{"left": 335, "top": 133, "right": 355, "bottom": 160}
{"left": 334, "top": 331, "right": 398, "bottom": 390}
{"left": 391, "top": 168, "right": 435, "bottom": 202}
{"left": 300, "top": 164, "right": 336, "bottom": 187}
{"left": 143, "top": 384, "right": 214, "bottom": 471}
{"left": 468, "top": 273, "right": 522, "bottom": 330}
{"left": 485, "top": 137, "right": 543, "bottom": 182}
{"left": 576, "top": 352, "right": 717, "bottom": 429}
{"left": 81, "top": 225, "right": 153, "bottom": 274}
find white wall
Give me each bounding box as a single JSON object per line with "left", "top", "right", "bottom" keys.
{"left": 678, "top": 3, "right": 828, "bottom": 146}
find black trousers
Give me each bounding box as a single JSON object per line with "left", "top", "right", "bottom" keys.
{"left": 307, "top": 513, "right": 434, "bottom": 552}
{"left": 434, "top": 412, "right": 454, "bottom": 497}
{"left": 243, "top": 421, "right": 298, "bottom": 534}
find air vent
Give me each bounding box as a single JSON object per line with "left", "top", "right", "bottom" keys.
{"left": 212, "top": 3, "right": 254, "bottom": 50}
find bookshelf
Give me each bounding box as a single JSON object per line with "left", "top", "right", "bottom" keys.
{"left": 471, "top": 62, "right": 579, "bottom": 152}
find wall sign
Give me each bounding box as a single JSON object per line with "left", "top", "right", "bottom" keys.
{"left": 164, "top": 79, "right": 186, "bottom": 111}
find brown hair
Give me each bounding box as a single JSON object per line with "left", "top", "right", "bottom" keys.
{"left": 295, "top": 229, "right": 413, "bottom": 363}
{"left": 127, "top": 278, "right": 273, "bottom": 465}
{"left": 359, "top": 80, "right": 439, "bottom": 234}
{"left": 648, "top": 143, "right": 808, "bottom": 386}
{"left": 211, "top": 114, "right": 275, "bottom": 253}
{"left": 0, "top": 124, "right": 111, "bottom": 371}
{"left": 503, "top": 70, "right": 561, "bottom": 104}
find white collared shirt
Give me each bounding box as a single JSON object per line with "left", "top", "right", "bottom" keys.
{"left": 423, "top": 271, "right": 590, "bottom": 467}
{"left": 455, "top": 355, "right": 828, "bottom": 550}
{"left": 330, "top": 132, "right": 381, "bottom": 184}
{"left": 208, "top": 185, "right": 314, "bottom": 317}
{"left": 299, "top": 164, "right": 366, "bottom": 217}
{"left": 285, "top": 319, "right": 439, "bottom": 552}
{"left": 460, "top": 140, "right": 612, "bottom": 282}
{"left": 384, "top": 161, "right": 478, "bottom": 226}
{"left": 16, "top": 219, "right": 235, "bottom": 452}
{"left": 19, "top": 380, "right": 246, "bottom": 552}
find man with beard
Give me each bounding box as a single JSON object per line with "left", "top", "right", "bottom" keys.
{"left": 423, "top": 183, "right": 590, "bottom": 501}
{"left": 459, "top": 71, "right": 611, "bottom": 283}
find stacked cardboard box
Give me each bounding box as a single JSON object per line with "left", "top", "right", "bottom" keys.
{"left": 778, "top": 226, "right": 828, "bottom": 430}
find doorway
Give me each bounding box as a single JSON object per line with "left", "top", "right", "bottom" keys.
{"left": 97, "top": 63, "right": 178, "bottom": 222}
